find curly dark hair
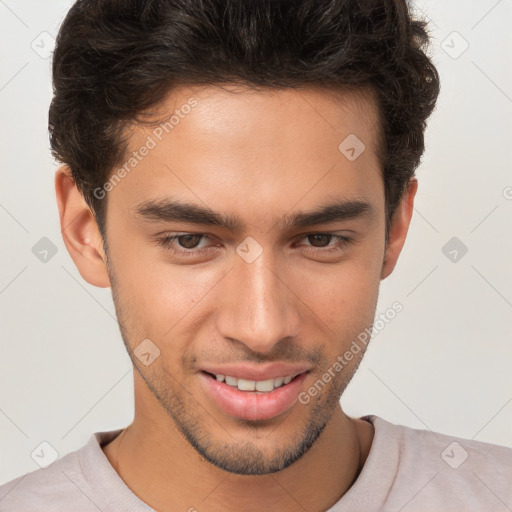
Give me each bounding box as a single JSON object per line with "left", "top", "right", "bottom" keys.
{"left": 49, "top": 0, "right": 440, "bottom": 240}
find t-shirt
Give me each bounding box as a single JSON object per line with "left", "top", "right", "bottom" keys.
{"left": 1, "top": 415, "right": 511, "bottom": 511}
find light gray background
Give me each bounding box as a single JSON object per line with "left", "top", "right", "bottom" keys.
{"left": 1, "top": 0, "right": 511, "bottom": 485}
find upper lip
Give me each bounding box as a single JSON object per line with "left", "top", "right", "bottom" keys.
{"left": 200, "top": 363, "right": 311, "bottom": 381}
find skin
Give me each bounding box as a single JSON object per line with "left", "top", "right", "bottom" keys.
{"left": 55, "top": 84, "right": 417, "bottom": 512}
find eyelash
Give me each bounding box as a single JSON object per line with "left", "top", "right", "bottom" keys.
{"left": 155, "top": 232, "right": 354, "bottom": 257}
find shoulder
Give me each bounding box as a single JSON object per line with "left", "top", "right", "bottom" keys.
{"left": 371, "top": 416, "right": 512, "bottom": 511}
{"left": 0, "top": 450, "right": 86, "bottom": 511}
{"left": 0, "top": 430, "right": 123, "bottom": 512}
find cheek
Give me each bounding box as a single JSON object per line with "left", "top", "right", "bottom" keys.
{"left": 113, "top": 249, "right": 224, "bottom": 338}
{"left": 290, "top": 257, "right": 381, "bottom": 339}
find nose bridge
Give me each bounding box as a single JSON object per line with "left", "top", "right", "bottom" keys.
{"left": 217, "top": 245, "right": 300, "bottom": 354}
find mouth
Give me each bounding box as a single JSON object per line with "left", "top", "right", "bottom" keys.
{"left": 199, "top": 369, "right": 310, "bottom": 421}
{"left": 201, "top": 370, "right": 305, "bottom": 393}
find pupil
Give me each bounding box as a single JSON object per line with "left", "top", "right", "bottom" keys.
{"left": 308, "top": 234, "right": 330, "bottom": 247}
{"left": 178, "top": 234, "right": 201, "bottom": 249}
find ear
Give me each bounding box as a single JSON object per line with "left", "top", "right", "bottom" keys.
{"left": 380, "top": 177, "right": 418, "bottom": 280}
{"left": 55, "top": 165, "right": 111, "bottom": 288}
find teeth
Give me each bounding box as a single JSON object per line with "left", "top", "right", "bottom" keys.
{"left": 225, "top": 375, "right": 238, "bottom": 386}
{"left": 255, "top": 379, "right": 274, "bottom": 392}
{"left": 213, "top": 373, "right": 300, "bottom": 392}
{"left": 237, "top": 378, "right": 256, "bottom": 391}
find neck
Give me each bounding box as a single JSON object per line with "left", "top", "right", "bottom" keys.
{"left": 102, "top": 378, "right": 373, "bottom": 512}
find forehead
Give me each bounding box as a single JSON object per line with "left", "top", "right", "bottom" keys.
{"left": 134, "top": 83, "right": 381, "bottom": 153}
{"left": 111, "top": 83, "right": 384, "bottom": 223}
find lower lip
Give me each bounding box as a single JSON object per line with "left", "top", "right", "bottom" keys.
{"left": 199, "top": 371, "right": 309, "bottom": 421}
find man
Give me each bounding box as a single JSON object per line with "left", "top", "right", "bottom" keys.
{"left": 1, "top": 0, "right": 510, "bottom": 510}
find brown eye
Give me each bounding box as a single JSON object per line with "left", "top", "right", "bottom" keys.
{"left": 175, "top": 234, "right": 203, "bottom": 249}
{"left": 297, "top": 233, "right": 354, "bottom": 254}
{"left": 156, "top": 233, "right": 217, "bottom": 257}
{"left": 306, "top": 234, "right": 332, "bottom": 247}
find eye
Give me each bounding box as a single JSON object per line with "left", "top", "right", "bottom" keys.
{"left": 155, "top": 232, "right": 355, "bottom": 258}
{"left": 296, "top": 233, "right": 354, "bottom": 254}
{"left": 156, "top": 233, "right": 215, "bottom": 256}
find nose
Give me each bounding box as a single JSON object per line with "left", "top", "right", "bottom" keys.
{"left": 215, "top": 245, "right": 301, "bottom": 355}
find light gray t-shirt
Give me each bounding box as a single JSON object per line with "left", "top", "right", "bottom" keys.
{"left": 1, "top": 415, "right": 511, "bottom": 511}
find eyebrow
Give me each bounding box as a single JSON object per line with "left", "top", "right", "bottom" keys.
{"left": 134, "top": 196, "right": 375, "bottom": 231}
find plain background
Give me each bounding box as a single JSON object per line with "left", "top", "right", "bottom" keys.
{"left": 1, "top": 0, "right": 511, "bottom": 485}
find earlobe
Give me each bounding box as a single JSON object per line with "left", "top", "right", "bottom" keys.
{"left": 380, "top": 178, "right": 418, "bottom": 280}
{"left": 55, "top": 165, "right": 111, "bottom": 288}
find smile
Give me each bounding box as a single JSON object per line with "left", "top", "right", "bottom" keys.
{"left": 207, "top": 372, "right": 301, "bottom": 393}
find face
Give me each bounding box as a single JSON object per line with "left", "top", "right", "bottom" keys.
{"left": 62, "top": 84, "right": 412, "bottom": 476}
